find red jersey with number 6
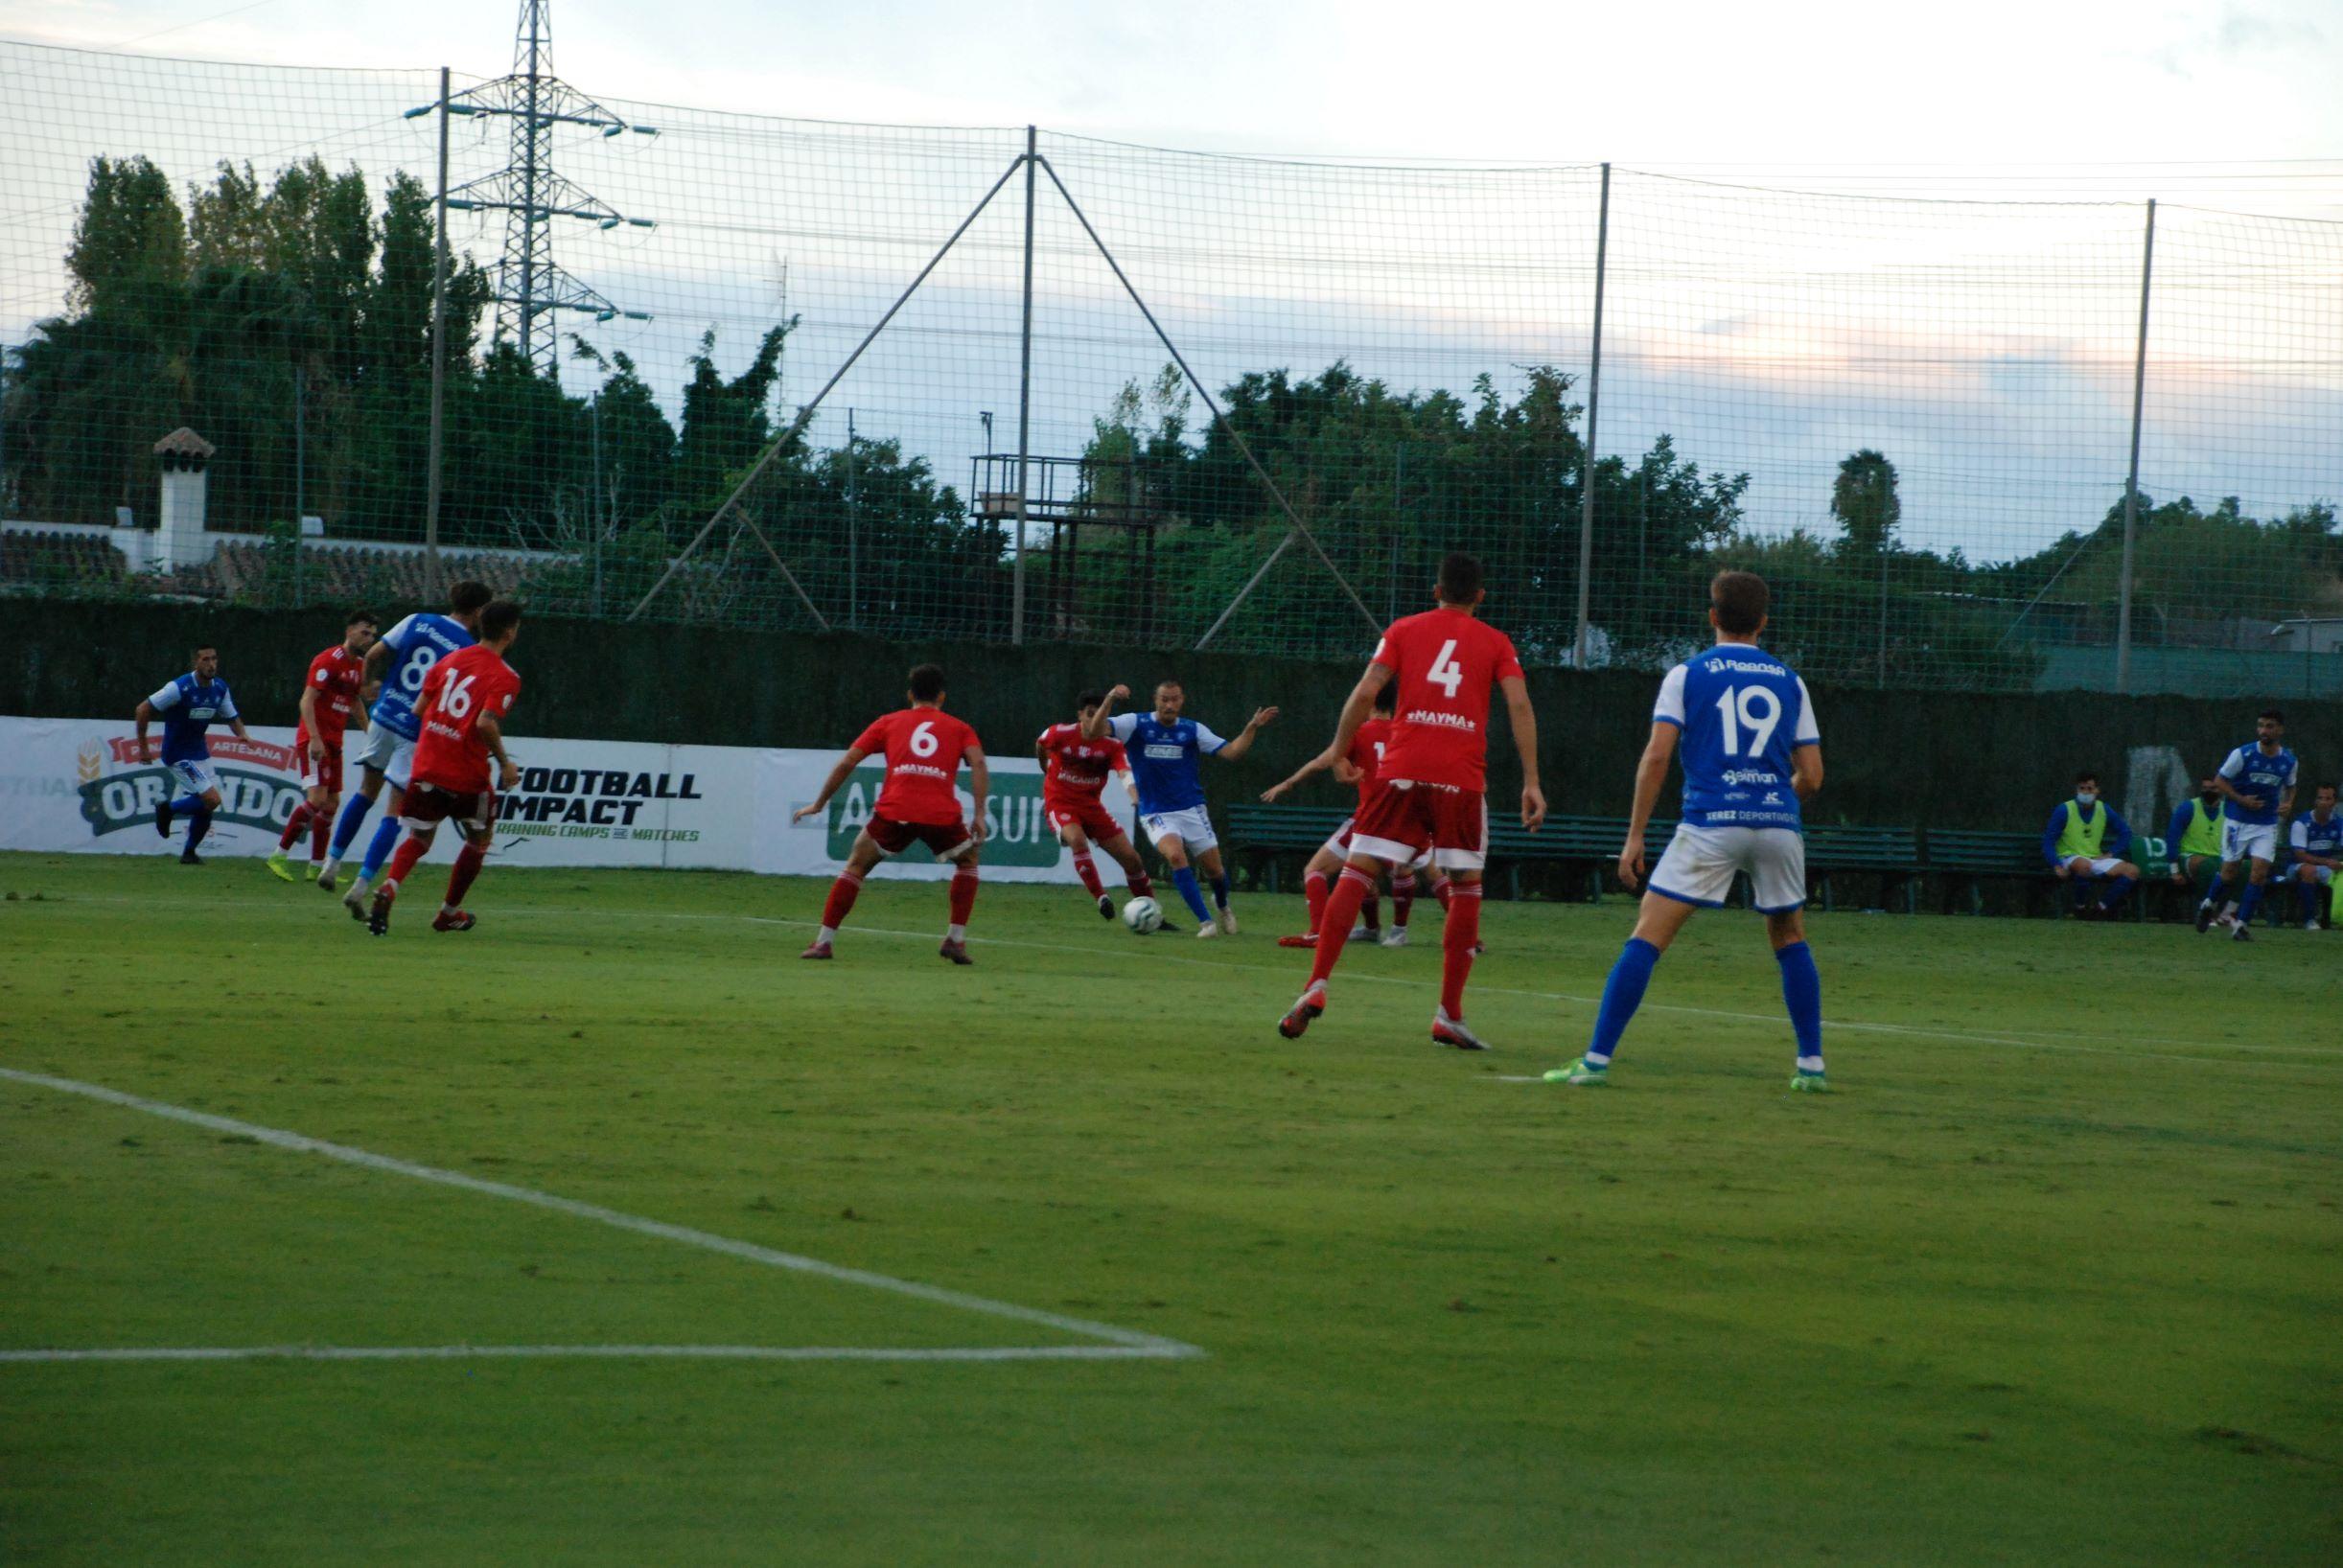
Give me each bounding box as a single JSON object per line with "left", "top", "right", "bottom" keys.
{"left": 1368, "top": 607, "right": 1523, "bottom": 791}
{"left": 410, "top": 643, "right": 522, "bottom": 795}
{"left": 854, "top": 707, "right": 980, "bottom": 827}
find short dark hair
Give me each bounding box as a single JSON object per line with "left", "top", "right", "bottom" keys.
{"left": 346, "top": 609, "right": 377, "bottom": 629}
{"left": 2318, "top": 781, "right": 2338, "bottom": 796}
{"left": 1372, "top": 682, "right": 1398, "bottom": 713}
{"left": 1437, "top": 552, "right": 1484, "bottom": 605}
{"left": 478, "top": 599, "right": 523, "bottom": 640}
{"left": 449, "top": 579, "right": 495, "bottom": 615}
{"left": 1077, "top": 689, "right": 1105, "bottom": 712}
{"left": 1155, "top": 678, "right": 1184, "bottom": 694}
{"left": 908, "top": 663, "right": 947, "bottom": 703}
{"left": 192, "top": 644, "right": 217, "bottom": 657}
{"left": 1711, "top": 570, "right": 1771, "bottom": 635}
{"left": 2260, "top": 707, "right": 2285, "bottom": 725}
{"left": 2076, "top": 770, "right": 2099, "bottom": 786}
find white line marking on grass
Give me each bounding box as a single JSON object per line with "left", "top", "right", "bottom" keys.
{"left": 0, "top": 1067, "right": 1202, "bottom": 1364}
{"left": 0, "top": 1344, "right": 1180, "bottom": 1365}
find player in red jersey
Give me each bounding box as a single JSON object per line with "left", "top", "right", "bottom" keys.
{"left": 1278, "top": 552, "right": 1543, "bottom": 1049}
{"left": 268, "top": 610, "right": 377, "bottom": 884}
{"left": 1037, "top": 691, "right": 1153, "bottom": 919}
{"left": 366, "top": 601, "right": 522, "bottom": 937}
{"left": 792, "top": 664, "right": 989, "bottom": 964}
{"left": 1263, "top": 683, "right": 1397, "bottom": 946}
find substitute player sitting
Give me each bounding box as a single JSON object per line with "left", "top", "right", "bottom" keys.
{"left": 2285, "top": 782, "right": 2339, "bottom": 931}
{"left": 2164, "top": 774, "right": 2227, "bottom": 903}
{"left": 794, "top": 664, "right": 988, "bottom": 965}
{"left": 366, "top": 600, "right": 522, "bottom": 937}
{"left": 1081, "top": 679, "right": 1277, "bottom": 938}
{"left": 1277, "top": 551, "right": 1543, "bottom": 1049}
{"left": 2194, "top": 709, "right": 2299, "bottom": 942}
{"left": 268, "top": 609, "right": 376, "bottom": 883}
{"left": 2040, "top": 770, "right": 2140, "bottom": 921}
{"left": 1037, "top": 693, "right": 1154, "bottom": 920}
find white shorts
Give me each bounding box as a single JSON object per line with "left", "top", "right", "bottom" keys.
{"left": 165, "top": 758, "right": 220, "bottom": 797}
{"left": 353, "top": 720, "right": 416, "bottom": 789}
{"left": 2297, "top": 864, "right": 2335, "bottom": 886}
{"left": 2061, "top": 855, "right": 2126, "bottom": 877}
{"left": 1323, "top": 817, "right": 1432, "bottom": 873}
{"left": 1140, "top": 805, "right": 1218, "bottom": 855}
{"left": 2223, "top": 820, "right": 2279, "bottom": 865}
{"left": 1649, "top": 824, "right": 1806, "bottom": 913}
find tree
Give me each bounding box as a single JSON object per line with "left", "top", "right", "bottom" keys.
{"left": 1831, "top": 449, "right": 1900, "bottom": 557}
{"left": 65, "top": 156, "right": 187, "bottom": 315}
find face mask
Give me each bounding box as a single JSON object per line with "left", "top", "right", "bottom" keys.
{"left": 2076, "top": 791, "right": 2097, "bottom": 805}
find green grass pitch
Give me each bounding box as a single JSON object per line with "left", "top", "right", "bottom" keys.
{"left": 2, "top": 852, "right": 2337, "bottom": 1565}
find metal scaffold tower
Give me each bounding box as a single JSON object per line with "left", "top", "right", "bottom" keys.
{"left": 407, "top": 0, "right": 657, "bottom": 375}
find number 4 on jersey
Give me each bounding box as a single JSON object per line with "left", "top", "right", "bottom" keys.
{"left": 1427, "top": 639, "right": 1464, "bottom": 699}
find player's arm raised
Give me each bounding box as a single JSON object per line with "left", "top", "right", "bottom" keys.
{"left": 1618, "top": 722, "right": 1679, "bottom": 890}
{"left": 1261, "top": 749, "right": 1338, "bottom": 803}
{"left": 1079, "top": 684, "right": 1128, "bottom": 741}
{"left": 791, "top": 747, "right": 870, "bottom": 822}
{"left": 476, "top": 710, "right": 519, "bottom": 793}
{"left": 1501, "top": 675, "right": 1544, "bottom": 831}
{"left": 1214, "top": 706, "right": 1280, "bottom": 764}
{"left": 965, "top": 740, "right": 990, "bottom": 843}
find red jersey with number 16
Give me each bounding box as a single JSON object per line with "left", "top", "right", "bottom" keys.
{"left": 410, "top": 643, "right": 522, "bottom": 794}
{"left": 1368, "top": 607, "right": 1524, "bottom": 791}
{"left": 853, "top": 707, "right": 980, "bottom": 826}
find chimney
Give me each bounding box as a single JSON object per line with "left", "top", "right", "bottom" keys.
{"left": 153, "top": 427, "right": 216, "bottom": 571}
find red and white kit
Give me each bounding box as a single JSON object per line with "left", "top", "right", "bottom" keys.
{"left": 1037, "top": 722, "right": 1131, "bottom": 842}
{"left": 854, "top": 707, "right": 982, "bottom": 859}
{"left": 1346, "top": 607, "right": 1523, "bottom": 872}
{"left": 295, "top": 643, "right": 366, "bottom": 793}
{"left": 404, "top": 642, "right": 522, "bottom": 830}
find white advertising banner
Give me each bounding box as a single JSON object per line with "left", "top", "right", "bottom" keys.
{"left": 0, "top": 717, "right": 1122, "bottom": 884}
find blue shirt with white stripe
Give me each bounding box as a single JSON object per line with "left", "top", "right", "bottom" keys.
{"left": 367, "top": 612, "right": 476, "bottom": 741}
{"left": 144, "top": 674, "right": 238, "bottom": 765}
{"left": 2216, "top": 742, "right": 2298, "bottom": 826}
{"left": 1652, "top": 644, "right": 1820, "bottom": 830}
{"left": 1106, "top": 712, "right": 1229, "bottom": 816}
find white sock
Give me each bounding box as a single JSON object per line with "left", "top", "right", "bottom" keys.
{"left": 946, "top": 923, "right": 966, "bottom": 942}
{"left": 817, "top": 925, "right": 838, "bottom": 944}
{"left": 320, "top": 857, "right": 339, "bottom": 875}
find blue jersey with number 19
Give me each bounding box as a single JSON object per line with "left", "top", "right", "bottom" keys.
{"left": 367, "top": 612, "right": 476, "bottom": 740}
{"left": 1654, "top": 644, "right": 1820, "bottom": 830}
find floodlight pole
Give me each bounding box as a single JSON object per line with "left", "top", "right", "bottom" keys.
{"left": 1573, "top": 162, "right": 1611, "bottom": 671}
{"left": 2115, "top": 197, "right": 2155, "bottom": 696}
{"left": 426, "top": 64, "right": 452, "bottom": 598}
{"left": 1012, "top": 126, "right": 1037, "bottom": 646}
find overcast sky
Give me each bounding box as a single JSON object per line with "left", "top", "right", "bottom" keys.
{"left": 5, "top": 0, "right": 2341, "bottom": 197}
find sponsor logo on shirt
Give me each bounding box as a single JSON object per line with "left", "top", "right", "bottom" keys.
{"left": 1704, "top": 657, "right": 1783, "bottom": 676}
{"left": 1722, "top": 768, "right": 1777, "bottom": 786}
{"left": 1143, "top": 743, "right": 1187, "bottom": 759}
{"left": 1402, "top": 709, "right": 1477, "bottom": 730}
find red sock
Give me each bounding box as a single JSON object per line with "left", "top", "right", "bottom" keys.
{"left": 1433, "top": 873, "right": 1454, "bottom": 911}
{"left": 443, "top": 842, "right": 485, "bottom": 910}
{"left": 821, "top": 870, "right": 864, "bottom": 931}
{"left": 1392, "top": 871, "right": 1416, "bottom": 930}
{"left": 1304, "top": 870, "right": 1330, "bottom": 936}
{"left": 1073, "top": 852, "right": 1103, "bottom": 897}
{"left": 1361, "top": 892, "right": 1381, "bottom": 932}
{"left": 1126, "top": 867, "right": 1153, "bottom": 898}
{"left": 1440, "top": 882, "right": 1483, "bottom": 1018}
{"left": 1308, "top": 867, "right": 1375, "bottom": 987}
{"left": 949, "top": 864, "right": 980, "bottom": 927}
{"left": 381, "top": 834, "right": 428, "bottom": 894}
{"left": 278, "top": 802, "right": 313, "bottom": 851}
{"left": 310, "top": 809, "right": 332, "bottom": 861}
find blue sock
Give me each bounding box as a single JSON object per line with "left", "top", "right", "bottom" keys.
{"left": 168, "top": 792, "right": 203, "bottom": 816}
{"left": 185, "top": 806, "right": 213, "bottom": 853}
{"left": 1775, "top": 940, "right": 1823, "bottom": 1070}
{"left": 1209, "top": 873, "right": 1231, "bottom": 911}
{"left": 360, "top": 815, "right": 403, "bottom": 882}
{"left": 2202, "top": 872, "right": 2229, "bottom": 909}
{"left": 2099, "top": 875, "right": 2136, "bottom": 911}
{"left": 2236, "top": 882, "right": 2263, "bottom": 925}
{"left": 1586, "top": 937, "right": 1661, "bottom": 1065}
{"left": 1171, "top": 866, "right": 1212, "bottom": 923}
{"left": 330, "top": 792, "right": 376, "bottom": 859}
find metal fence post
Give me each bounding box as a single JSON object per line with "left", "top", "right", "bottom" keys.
{"left": 1012, "top": 126, "right": 1036, "bottom": 646}
{"left": 425, "top": 64, "right": 452, "bottom": 599}
{"left": 1574, "top": 163, "right": 1611, "bottom": 670}
{"left": 2116, "top": 197, "right": 2156, "bottom": 695}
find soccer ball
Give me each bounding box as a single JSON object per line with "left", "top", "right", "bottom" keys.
{"left": 1122, "top": 896, "right": 1164, "bottom": 934}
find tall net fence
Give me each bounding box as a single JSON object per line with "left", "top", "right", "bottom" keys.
{"left": 4, "top": 38, "right": 2340, "bottom": 696}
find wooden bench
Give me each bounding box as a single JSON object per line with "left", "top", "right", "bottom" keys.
{"left": 1803, "top": 824, "right": 1924, "bottom": 913}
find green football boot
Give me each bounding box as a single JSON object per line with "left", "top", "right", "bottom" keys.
{"left": 1790, "top": 1069, "right": 1831, "bottom": 1093}
{"left": 1544, "top": 1057, "right": 1610, "bottom": 1086}
{"left": 265, "top": 848, "right": 297, "bottom": 883}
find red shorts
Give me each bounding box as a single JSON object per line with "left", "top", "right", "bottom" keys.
{"left": 404, "top": 780, "right": 498, "bottom": 833}
{"left": 1347, "top": 778, "right": 1488, "bottom": 871}
{"left": 1045, "top": 796, "right": 1126, "bottom": 843}
{"left": 865, "top": 813, "right": 976, "bottom": 862}
{"left": 299, "top": 744, "right": 343, "bottom": 795}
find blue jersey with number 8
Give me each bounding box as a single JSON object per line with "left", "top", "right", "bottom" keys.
{"left": 1653, "top": 644, "right": 1820, "bottom": 830}
{"left": 367, "top": 612, "right": 476, "bottom": 740}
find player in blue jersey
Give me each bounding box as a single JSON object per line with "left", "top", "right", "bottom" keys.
{"left": 2284, "top": 781, "right": 2338, "bottom": 931}
{"left": 2194, "top": 709, "right": 2299, "bottom": 942}
{"left": 1548, "top": 571, "right": 1828, "bottom": 1091}
{"left": 320, "top": 579, "right": 493, "bottom": 909}
{"left": 134, "top": 644, "right": 254, "bottom": 865}
{"left": 1080, "top": 679, "right": 1277, "bottom": 937}
{"left": 2040, "top": 770, "right": 2141, "bottom": 921}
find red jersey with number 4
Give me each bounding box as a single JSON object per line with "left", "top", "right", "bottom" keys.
{"left": 1369, "top": 607, "right": 1524, "bottom": 791}
{"left": 1037, "top": 723, "right": 1127, "bottom": 805}
{"left": 410, "top": 644, "right": 522, "bottom": 794}
{"left": 294, "top": 644, "right": 366, "bottom": 749}
{"left": 854, "top": 707, "right": 980, "bottom": 827}
{"left": 1348, "top": 716, "right": 1395, "bottom": 810}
